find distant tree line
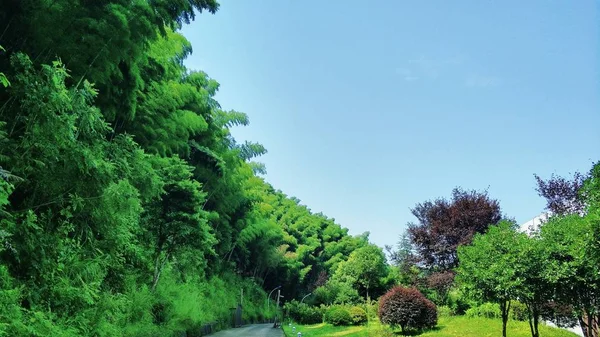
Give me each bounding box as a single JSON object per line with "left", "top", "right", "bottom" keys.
{"left": 387, "top": 163, "right": 600, "bottom": 337}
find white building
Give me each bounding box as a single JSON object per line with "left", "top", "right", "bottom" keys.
{"left": 519, "top": 212, "right": 551, "bottom": 234}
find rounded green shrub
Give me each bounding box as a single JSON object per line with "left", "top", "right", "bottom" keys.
{"left": 465, "top": 302, "right": 501, "bottom": 319}
{"left": 284, "top": 300, "right": 323, "bottom": 324}
{"left": 437, "top": 305, "right": 453, "bottom": 317}
{"left": 298, "top": 305, "right": 323, "bottom": 324}
{"left": 348, "top": 306, "right": 367, "bottom": 325}
{"left": 324, "top": 306, "right": 353, "bottom": 326}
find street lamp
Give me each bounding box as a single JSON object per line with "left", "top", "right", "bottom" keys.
{"left": 267, "top": 286, "right": 281, "bottom": 310}
{"left": 274, "top": 291, "right": 284, "bottom": 327}
{"left": 300, "top": 293, "right": 312, "bottom": 305}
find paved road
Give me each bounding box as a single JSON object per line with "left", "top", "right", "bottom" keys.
{"left": 210, "top": 324, "right": 284, "bottom": 337}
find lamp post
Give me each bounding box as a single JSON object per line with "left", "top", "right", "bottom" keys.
{"left": 273, "top": 290, "right": 283, "bottom": 327}
{"left": 300, "top": 293, "right": 312, "bottom": 305}
{"left": 267, "top": 286, "right": 281, "bottom": 310}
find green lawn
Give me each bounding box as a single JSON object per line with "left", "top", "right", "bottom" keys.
{"left": 283, "top": 317, "right": 580, "bottom": 337}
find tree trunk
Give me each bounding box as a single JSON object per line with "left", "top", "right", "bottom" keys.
{"left": 151, "top": 252, "right": 169, "bottom": 292}
{"left": 226, "top": 242, "right": 237, "bottom": 262}
{"left": 533, "top": 308, "right": 540, "bottom": 337}
{"left": 579, "top": 316, "right": 588, "bottom": 337}
{"left": 589, "top": 313, "right": 599, "bottom": 337}
{"left": 526, "top": 302, "right": 540, "bottom": 337}
{"left": 579, "top": 312, "right": 599, "bottom": 337}
{"left": 500, "top": 299, "right": 511, "bottom": 337}
{"left": 528, "top": 311, "right": 534, "bottom": 337}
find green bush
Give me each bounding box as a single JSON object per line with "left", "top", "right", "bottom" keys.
{"left": 348, "top": 306, "right": 367, "bottom": 325}
{"left": 466, "top": 301, "right": 528, "bottom": 321}
{"left": 302, "top": 306, "right": 324, "bottom": 324}
{"left": 511, "top": 301, "right": 528, "bottom": 321}
{"left": 365, "top": 301, "right": 379, "bottom": 320}
{"left": 465, "top": 302, "right": 501, "bottom": 319}
{"left": 447, "top": 288, "right": 472, "bottom": 315}
{"left": 437, "top": 305, "right": 453, "bottom": 317}
{"left": 324, "top": 306, "right": 353, "bottom": 326}
{"left": 284, "top": 300, "right": 323, "bottom": 324}
{"left": 313, "top": 280, "right": 361, "bottom": 306}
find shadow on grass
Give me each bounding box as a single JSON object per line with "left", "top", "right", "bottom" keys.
{"left": 393, "top": 325, "right": 445, "bottom": 336}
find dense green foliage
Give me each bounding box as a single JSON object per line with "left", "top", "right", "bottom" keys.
{"left": 456, "top": 220, "right": 525, "bottom": 337}
{"left": 324, "top": 306, "right": 354, "bottom": 326}
{"left": 457, "top": 162, "right": 600, "bottom": 337}
{"left": 0, "top": 1, "right": 385, "bottom": 335}
{"left": 348, "top": 306, "right": 368, "bottom": 325}
{"left": 320, "top": 305, "right": 368, "bottom": 326}
{"left": 283, "top": 300, "right": 323, "bottom": 325}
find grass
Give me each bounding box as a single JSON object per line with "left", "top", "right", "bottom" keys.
{"left": 283, "top": 321, "right": 389, "bottom": 337}
{"left": 282, "top": 316, "right": 581, "bottom": 337}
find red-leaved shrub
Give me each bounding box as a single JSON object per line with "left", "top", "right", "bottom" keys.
{"left": 378, "top": 286, "right": 438, "bottom": 333}
{"left": 426, "top": 271, "right": 455, "bottom": 295}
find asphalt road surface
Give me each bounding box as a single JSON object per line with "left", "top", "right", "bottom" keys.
{"left": 210, "top": 324, "right": 284, "bottom": 337}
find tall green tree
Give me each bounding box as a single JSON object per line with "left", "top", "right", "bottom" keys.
{"left": 539, "top": 213, "right": 599, "bottom": 337}
{"left": 534, "top": 161, "right": 600, "bottom": 337}
{"left": 333, "top": 245, "right": 388, "bottom": 300}
{"left": 141, "top": 156, "right": 216, "bottom": 290}
{"left": 457, "top": 220, "right": 525, "bottom": 337}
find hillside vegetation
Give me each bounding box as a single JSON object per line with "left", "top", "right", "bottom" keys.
{"left": 0, "top": 1, "right": 381, "bottom": 335}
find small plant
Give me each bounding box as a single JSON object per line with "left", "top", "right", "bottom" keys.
{"left": 284, "top": 300, "right": 323, "bottom": 324}
{"left": 465, "top": 302, "right": 501, "bottom": 319}
{"left": 348, "top": 306, "right": 367, "bottom": 325}
{"left": 437, "top": 305, "right": 453, "bottom": 317}
{"left": 378, "top": 286, "right": 438, "bottom": 334}
{"left": 446, "top": 288, "right": 472, "bottom": 315}
{"left": 511, "top": 300, "right": 528, "bottom": 321}
{"left": 324, "top": 305, "right": 353, "bottom": 326}
{"left": 366, "top": 301, "right": 379, "bottom": 320}
{"left": 0, "top": 46, "right": 9, "bottom": 88}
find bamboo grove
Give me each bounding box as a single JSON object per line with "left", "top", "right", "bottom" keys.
{"left": 0, "top": 1, "right": 382, "bottom": 335}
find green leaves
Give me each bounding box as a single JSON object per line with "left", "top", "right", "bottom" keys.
{"left": 0, "top": 3, "right": 383, "bottom": 335}
{"left": 333, "top": 245, "right": 388, "bottom": 297}
{"left": 236, "top": 141, "right": 267, "bottom": 161}
{"left": 457, "top": 220, "right": 526, "bottom": 302}
{"left": 0, "top": 46, "right": 8, "bottom": 88}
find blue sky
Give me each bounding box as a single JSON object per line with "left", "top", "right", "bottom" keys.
{"left": 180, "top": 0, "right": 599, "bottom": 250}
